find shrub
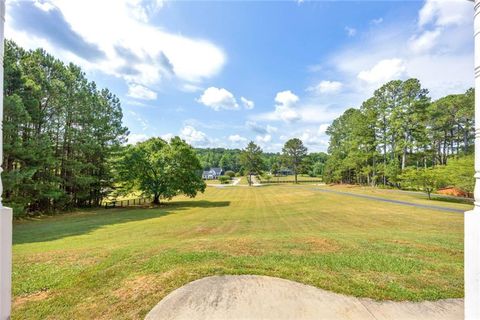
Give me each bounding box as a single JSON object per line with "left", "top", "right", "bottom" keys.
{"left": 219, "top": 175, "right": 230, "bottom": 184}
{"left": 225, "top": 170, "right": 235, "bottom": 178}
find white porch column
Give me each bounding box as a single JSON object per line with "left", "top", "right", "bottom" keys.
{"left": 466, "top": 1, "right": 480, "bottom": 319}
{"left": 0, "top": 1, "right": 12, "bottom": 319}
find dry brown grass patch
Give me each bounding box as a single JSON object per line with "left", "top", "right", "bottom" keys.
{"left": 13, "top": 289, "right": 50, "bottom": 309}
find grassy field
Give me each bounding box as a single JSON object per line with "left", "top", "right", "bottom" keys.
{"left": 12, "top": 184, "right": 464, "bottom": 319}
{"left": 320, "top": 184, "right": 472, "bottom": 211}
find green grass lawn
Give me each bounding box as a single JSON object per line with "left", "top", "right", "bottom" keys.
{"left": 320, "top": 184, "right": 473, "bottom": 211}
{"left": 12, "top": 185, "right": 463, "bottom": 319}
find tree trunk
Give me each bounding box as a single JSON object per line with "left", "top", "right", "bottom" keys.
{"left": 153, "top": 194, "right": 160, "bottom": 205}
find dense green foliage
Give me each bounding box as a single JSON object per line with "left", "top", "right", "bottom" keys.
{"left": 115, "top": 137, "right": 206, "bottom": 204}
{"left": 218, "top": 175, "right": 230, "bottom": 184}
{"left": 282, "top": 138, "right": 308, "bottom": 183}
{"left": 224, "top": 170, "right": 235, "bottom": 178}
{"left": 240, "top": 141, "right": 264, "bottom": 186}
{"left": 324, "top": 78, "right": 474, "bottom": 193}
{"left": 4, "top": 41, "right": 127, "bottom": 216}
{"left": 195, "top": 147, "right": 276, "bottom": 174}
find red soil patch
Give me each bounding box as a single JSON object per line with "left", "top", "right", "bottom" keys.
{"left": 437, "top": 187, "right": 469, "bottom": 197}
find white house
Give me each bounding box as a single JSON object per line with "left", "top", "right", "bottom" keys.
{"left": 202, "top": 168, "right": 223, "bottom": 180}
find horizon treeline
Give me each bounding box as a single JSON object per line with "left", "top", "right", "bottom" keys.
{"left": 4, "top": 40, "right": 128, "bottom": 216}
{"left": 324, "top": 78, "right": 474, "bottom": 186}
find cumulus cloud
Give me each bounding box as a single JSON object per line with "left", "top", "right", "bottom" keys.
{"left": 6, "top": 0, "right": 226, "bottom": 97}
{"left": 241, "top": 97, "right": 255, "bottom": 110}
{"left": 197, "top": 87, "right": 239, "bottom": 111}
{"left": 357, "top": 58, "right": 406, "bottom": 84}
{"left": 273, "top": 90, "right": 301, "bottom": 122}
{"left": 228, "top": 134, "right": 248, "bottom": 143}
{"left": 180, "top": 125, "right": 210, "bottom": 147}
{"left": 275, "top": 90, "right": 299, "bottom": 107}
{"left": 307, "top": 80, "right": 343, "bottom": 94}
{"left": 127, "top": 133, "right": 150, "bottom": 145}
{"left": 127, "top": 84, "right": 157, "bottom": 100}
{"left": 256, "top": 134, "right": 272, "bottom": 144}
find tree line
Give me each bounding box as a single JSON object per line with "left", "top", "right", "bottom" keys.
{"left": 4, "top": 40, "right": 128, "bottom": 216}
{"left": 196, "top": 147, "right": 328, "bottom": 179}
{"left": 323, "top": 78, "right": 474, "bottom": 189}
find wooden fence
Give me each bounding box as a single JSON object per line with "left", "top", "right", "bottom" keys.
{"left": 262, "top": 180, "right": 323, "bottom": 184}
{"left": 103, "top": 197, "right": 152, "bottom": 208}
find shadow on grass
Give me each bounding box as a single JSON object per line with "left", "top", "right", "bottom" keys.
{"left": 13, "top": 200, "right": 230, "bottom": 245}
{"left": 429, "top": 196, "right": 473, "bottom": 205}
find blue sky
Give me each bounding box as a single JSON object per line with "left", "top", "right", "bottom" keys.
{"left": 7, "top": 0, "right": 474, "bottom": 152}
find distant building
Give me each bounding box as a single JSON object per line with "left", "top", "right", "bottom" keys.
{"left": 202, "top": 168, "right": 223, "bottom": 179}
{"left": 278, "top": 168, "right": 293, "bottom": 176}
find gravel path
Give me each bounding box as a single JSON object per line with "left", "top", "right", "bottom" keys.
{"left": 145, "top": 275, "right": 463, "bottom": 320}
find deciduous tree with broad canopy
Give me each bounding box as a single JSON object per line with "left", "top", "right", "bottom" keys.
{"left": 115, "top": 137, "right": 206, "bottom": 204}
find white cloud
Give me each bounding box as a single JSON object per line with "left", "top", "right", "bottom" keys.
{"left": 180, "top": 125, "right": 210, "bottom": 147}
{"left": 197, "top": 87, "right": 239, "bottom": 111}
{"left": 345, "top": 26, "right": 357, "bottom": 37}
{"left": 241, "top": 97, "right": 255, "bottom": 110}
{"left": 228, "top": 134, "right": 248, "bottom": 143}
{"left": 181, "top": 83, "right": 203, "bottom": 93}
{"left": 245, "top": 121, "right": 277, "bottom": 134}
{"left": 318, "top": 123, "right": 330, "bottom": 134}
{"left": 256, "top": 134, "right": 272, "bottom": 144}
{"left": 357, "top": 58, "right": 406, "bottom": 84}
{"left": 275, "top": 90, "right": 299, "bottom": 108}
{"left": 127, "top": 0, "right": 164, "bottom": 23}
{"left": 127, "top": 83, "right": 157, "bottom": 100}
{"left": 409, "top": 29, "right": 442, "bottom": 54}
{"left": 255, "top": 102, "right": 341, "bottom": 125}
{"left": 272, "top": 90, "right": 301, "bottom": 122}
{"left": 127, "top": 133, "right": 150, "bottom": 144}
{"left": 316, "top": 0, "right": 472, "bottom": 120}
{"left": 307, "top": 80, "right": 343, "bottom": 94}
{"left": 371, "top": 18, "right": 383, "bottom": 25}
{"left": 6, "top": 0, "right": 226, "bottom": 92}
{"left": 419, "top": 0, "right": 471, "bottom": 28}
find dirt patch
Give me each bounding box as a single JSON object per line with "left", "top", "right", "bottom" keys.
{"left": 194, "top": 226, "right": 220, "bottom": 235}
{"left": 113, "top": 275, "right": 159, "bottom": 301}
{"left": 13, "top": 290, "right": 50, "bottom": 309}
{"left": 285, "top": 237, "right": 341, "bottom": 255}
{"left": 303, "top": 237, "right": 341, "bottom": 252}
{"left": 182, "top": 238, "right": 274, "bottom": 256}
{"left": 437, "top": 187, "right": 469, "bottom": 198}
{"left": 19, "top": 250, "right": 108, "bottom": 267}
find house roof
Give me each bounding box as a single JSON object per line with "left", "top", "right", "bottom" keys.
{"left": 211, "top": 168, "right": 222, "bottom": 174}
